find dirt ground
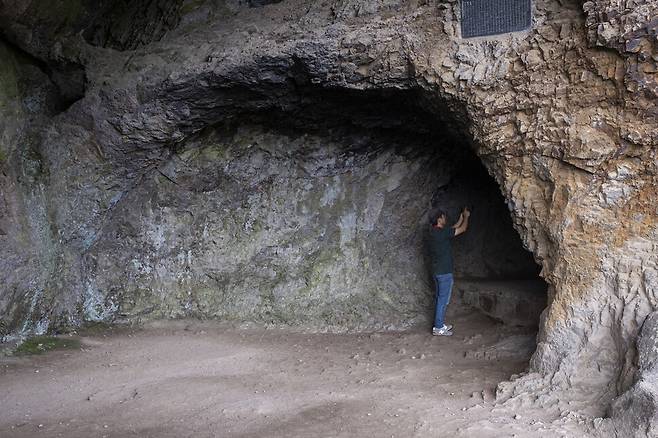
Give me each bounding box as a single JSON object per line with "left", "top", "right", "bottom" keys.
{"left": 0, "top": 310, "right": 595, "bottom": 438}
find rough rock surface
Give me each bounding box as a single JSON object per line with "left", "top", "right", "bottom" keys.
{"left": 0, "top": 0, "right": 657, "bottom": 433}
{"left": 0, "top": 40, "right": 61, "bottom": 337}
{"left": 603, "top": 311, "right": 658, "bottom": 437}
{"left": 457, "top": 280, "right": 546, "bottom": 327}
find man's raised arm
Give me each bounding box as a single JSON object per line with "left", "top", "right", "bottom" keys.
{"left": 454, "top": 208, "right": 471, "bottom": 236}
{"left": 452, "top": 212, "right": 464, "bottom": 230}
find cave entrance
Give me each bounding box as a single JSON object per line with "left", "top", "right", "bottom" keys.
{"left": 429, "top": 150, "right": 548, "bottom": 330}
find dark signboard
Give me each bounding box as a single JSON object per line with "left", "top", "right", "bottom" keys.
{"left": 461, "top": 0, "right": 532, "bottom": 38}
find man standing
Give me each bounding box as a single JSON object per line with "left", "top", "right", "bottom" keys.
{"left": 428, "top": 207, "right": 471, "bottom": 336}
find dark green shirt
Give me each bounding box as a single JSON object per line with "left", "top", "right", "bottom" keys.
{"left": 428, "top": 226, "right": 455, "bottom": 275}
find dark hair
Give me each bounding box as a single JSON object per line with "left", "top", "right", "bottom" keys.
{"left": 430, "top": 209, "right": 447, "bottom": 226}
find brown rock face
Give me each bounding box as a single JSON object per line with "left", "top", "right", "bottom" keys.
{"left": 0, "top": 0, "right": 656, "bottom": 433}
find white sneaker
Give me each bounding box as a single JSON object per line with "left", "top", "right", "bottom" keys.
{"left": 432, "top": 324, "right": 453, "bottom": 336}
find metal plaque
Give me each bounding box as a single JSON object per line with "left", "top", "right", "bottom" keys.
{"left": 461, "top": 0, "right": 532, "bottom": 38}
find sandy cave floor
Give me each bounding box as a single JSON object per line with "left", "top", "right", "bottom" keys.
{"left": 0, "top": 311, "right": 595, "bottom": 438}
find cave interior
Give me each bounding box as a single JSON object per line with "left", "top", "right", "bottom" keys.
{"left": 135, "top": 85, "right": 550, "bottom": 331}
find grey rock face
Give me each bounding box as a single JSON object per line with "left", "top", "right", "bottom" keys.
{"left": 78, "top": 120, "right": 536, "bottom": 329}
{"left": 603, "top": 312, "right": 658, "bottom": 437}
{"left": 82, "top": 123, "right": 452, "bottom": 329}
{"left": 0, "top": 40, "right": 61, "bottom": 335}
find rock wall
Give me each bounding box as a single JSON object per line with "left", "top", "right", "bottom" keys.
{"left": 81, "top": 123, "right": 454, "bottom": 329}
{"left": 79, "top": 120, "right": 537, "bottom": 328}
{"left": 0, "top": 0, "right": 657, "bottom": 432}
{"left": 0, "top": 40, "right": 61, "bottom": 337}
{"left": 606, "top": 311, "right": 658, "bottom": 437}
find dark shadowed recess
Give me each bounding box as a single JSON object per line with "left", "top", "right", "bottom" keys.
{"left": 0, "top": 35, "right": 86, "bottom": 112}
{"left": 82, "top": 0, "right": 283, "bottom": 50}
{"left": 82, "top": 0, "right": 184, "bottom": 50}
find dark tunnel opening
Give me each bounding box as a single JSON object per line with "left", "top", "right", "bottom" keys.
{"left": 429, "top": 151, "right": 547, "bottom": 329}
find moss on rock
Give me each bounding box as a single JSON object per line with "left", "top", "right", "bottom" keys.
{"left": 14, "top": 335, "right": 81, "bottom": 356}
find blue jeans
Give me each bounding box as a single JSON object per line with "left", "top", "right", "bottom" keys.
{"left": 433, "top": 273, "right": 454, "bottom": 328}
